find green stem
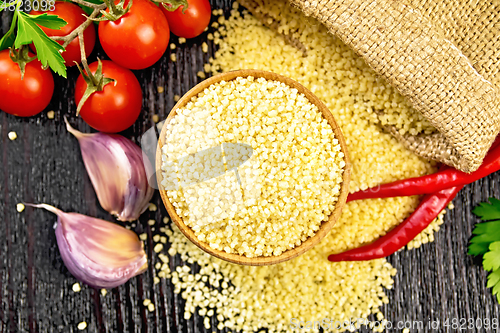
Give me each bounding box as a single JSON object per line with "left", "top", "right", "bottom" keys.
{"left": 51, "top": 2, "right": 107, "bottom": 48}
{"left": 156, "top": 0, "right": 188, "bottom": 12}
{"left": 9, "top": 45, "right": 36, "bottom": 79}
{"left": 75, "top": 58, "right": 115, "bottom": 115}
{"left": 97, "top": 0, "right": 131, "bottom": 22}
{"left": 77, "top": 30, "right": 97, "bottom": 86}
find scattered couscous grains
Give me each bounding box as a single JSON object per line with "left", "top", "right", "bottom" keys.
{"left": 148, "top": 303, "right": 155, "bottom": 312}
{"left": 16, "top": 203, "right": 25, "bottom": 212}
{"left": 162, "top": 76, "right": 345, "bottom": 257}
{"left": 143, "top": 298, "right": 151, "bottom": 306}
{"left": 170, "top": 53, "right": 177, "bottom": 62}
{"left": 148, "top": 203, "right": 157, "bottom": 211}
{"left": 157, "top": 85, "right": 165, "bottom": 93}
{"left": 100, "top": 289, "right": 107, "bottom": 296}
{"left": 202, "top": 42, "right": 209, "bottom": 53}
{"left": 8, "top": 131, "right": 17, "bottom": 141}
{"left": 77, "top": 321, "right": 87, "bottom": 330}
{"left": 178, "top": 37, "right": 186, "bottom": 44}
{"left": 174, "top": 95, "right": 181, "bottom": 102}
{"left": 139, "top": 233, "right": 147, "bottom": 241}
{"left": 196, "top": 71, "right": 206, "bottom": 79}
{"left": 170, "top": 43, "right": 176, "bottom": 50}
{"left": 148, "top": 219, "right": 155, "bottom": 226}
{"left": 47, "top": 110, "right": 55, "bottom": 119}
{"left": 157, "top": 121, "right": 164, "bottom": 132}
{"left": 153, "top": 243, "right": 164, "bottom": 253}
{"left": 152, "top": 114, "right": 160, "bottom": 123}
{"left": 151, "top": 2, "right": 446, "bottom": 332}
{"left": 72, "top": 283, "right": 81, "bottom": 293}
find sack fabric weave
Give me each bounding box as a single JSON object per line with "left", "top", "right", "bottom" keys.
{"left": 240, "top": 0, "right": 500, "bottom": 172}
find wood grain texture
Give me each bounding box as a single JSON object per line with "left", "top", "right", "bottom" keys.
{"left": 1, "top": 1, "right": 500, "bottom": 332}
{"left": 156, "top": 69, "right": 351, "bottom": 266}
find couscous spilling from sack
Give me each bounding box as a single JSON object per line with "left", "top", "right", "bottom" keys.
{"left": 149, "top": 1, "right": 449, "bottom": 332}
{"left": 161, "top": 76, "right": 345, "bottom": 257}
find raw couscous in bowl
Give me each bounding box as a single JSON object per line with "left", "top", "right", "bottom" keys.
{"left": 156, "top": 69, "right": 351, "bottom": 265}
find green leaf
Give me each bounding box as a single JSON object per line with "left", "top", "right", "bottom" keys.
{"left": 487, "top": 269, "right": 500, "bottom": 304}
{"left": 470, "top": 198, "right": 500, "bottom": 305}
{"left": 468, "top": 221, "right": 500, "bottom": 256}
{"left": 484, "top": 241, "right": 500, "bottom": 271}
{"left": 14, "top": 11, "right": 67, "bottom": 77}
{"left": 28, "top": 13, "right": 67, "bottom": 30}
{"left": 0, "top": 11, "right": 17, "bottom": 51}
{"left": 472, "top": 198, "right": 500, "bottom": 221}
{"left": 487, "top": 268, "right": 500, "bottom": 288}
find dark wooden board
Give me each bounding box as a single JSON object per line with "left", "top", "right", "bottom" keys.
{"left": 1, "top": 2, "right": 499, "bottom": 332}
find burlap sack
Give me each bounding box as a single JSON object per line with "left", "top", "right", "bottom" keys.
{"left": 239, "top": 0, "right": 500, "bottom": 173}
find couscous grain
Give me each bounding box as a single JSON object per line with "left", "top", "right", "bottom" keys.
{"left": 72, "top": 282, "right": 81, "bottom": 292}
{"left": 16, "top": 203, "right": 25, "bottom": 212}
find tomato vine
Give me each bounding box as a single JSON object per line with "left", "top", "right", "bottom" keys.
{"left": 0, "top": 0, "right": 187, "bottom": 77}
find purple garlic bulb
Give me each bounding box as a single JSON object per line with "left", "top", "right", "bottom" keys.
{"left": 65, "top": 118, "right": 154, "bottom": 221}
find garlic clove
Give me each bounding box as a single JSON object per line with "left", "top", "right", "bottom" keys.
{"left": 29, "top": 203, "right": 148, "bottom": 289}
{"left": 65, "top": 118, "right": 154, "bottom": 221}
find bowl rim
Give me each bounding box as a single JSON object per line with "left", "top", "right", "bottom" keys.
{"left": 156, "top": 69, "right": 351, "bottom": 266}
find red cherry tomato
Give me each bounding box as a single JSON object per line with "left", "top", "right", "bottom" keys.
{"left": 74, "top": 60, "right": 142, "bottom": 133}
{"left": 98, "top": 0, "right": 170, "bottom": 70}
{"left": 0, "top": 50, "right": 54, "bottom": 117}
{"left": 161, "top": 0, "right": 211, "bottom": 39}
{"left": 31, "top": 1, "right": 96, "bottom": 66}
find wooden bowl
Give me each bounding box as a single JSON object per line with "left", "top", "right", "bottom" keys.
{"left": 156, "top": 69, "right": 351, "bottom": 266}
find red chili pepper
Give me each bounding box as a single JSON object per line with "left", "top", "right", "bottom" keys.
{"left": 347, "top": 141, "right": 500, "bottom": 202}
{"left": 328, "top": 185, "right": 463, "bottom": 262}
